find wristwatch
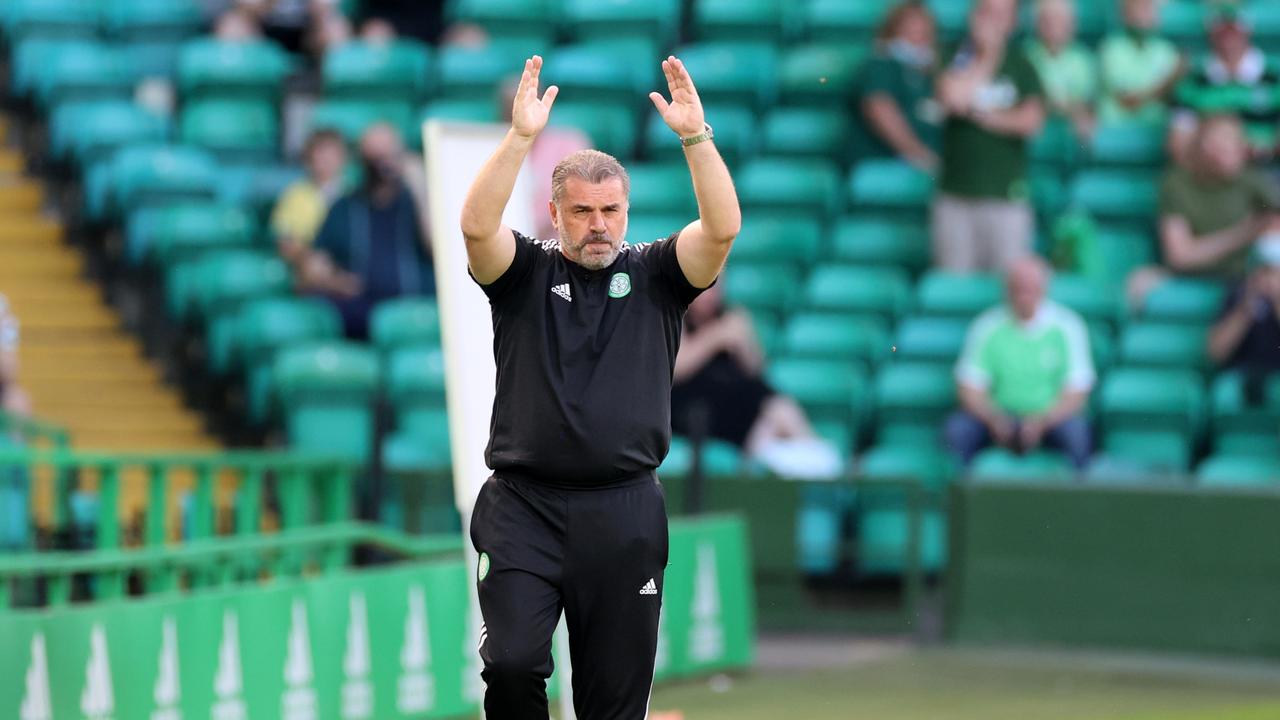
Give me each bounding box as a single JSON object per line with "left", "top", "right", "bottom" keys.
{"left": 680, "top": 123, "right": 714, "bottom": 147}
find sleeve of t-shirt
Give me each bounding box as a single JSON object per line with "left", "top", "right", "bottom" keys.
{"left": 470, "top": 230, "right": 539, "bottom": 302}
{"left": 650, "top": 232, "right": 714, "bottom": 308}
{"left": 955, "top": 310, "right": 1000, "bottom": 390}
{"left": 1157, "top": 170, "right": 1187, "bottom": 219}
{"left": 1061, "top": 313, "right": 1096, "bottom": 392}
{"left": 1249, "top": 171, "right": 1280, "bottom": 212}
{"left": 860, "top": 56, "right": 898, "bottom": 98}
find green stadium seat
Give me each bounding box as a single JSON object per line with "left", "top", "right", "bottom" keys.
{"left": 1084, "top": 454, "right": 1181, "bottom": 485}
{"left": 448, "top": 0, "right": 559, "bottom": 46}
{"left": 767, "top": 358, "right": 869, "bottom": 426}
{"left": 761, "top": 107, "right": 850, "bottom": 159}
{"left": 102, "top": 0, "right": 204, "bottom": 41}
{"left": 1030, "top": 168, "right": 1069, "bottom": 220}
{"left": 752, "top": 314, "right": 783, "bottom": 357}
{"left": 1094, "top": 228, "right": 1157, "bottom": 284}
{"left": 4, "top": 0, "right": 99, "bottom": 43}
{"left": 1100, "top": 367, "right": 1205, "bottom": 442}
{"left": 928, "top": 0, "right": 973, "bottom": 38}
{"left": 49, "top": 101, "right": 170, "bottom": 166}
{"left": 811, "top": 419, "right": 854, "bottom": 456}
{"left": 659, "top": 435, "right": 743, "bottom": 478}
{"left": 645, "top": 103, "right": 757, "bottom": 166}
{"left": 178, "top": 38, "right": 293, "bottom": 103}
{"left": 385, "top": 344, "right": 447, "bottom": 406}
{"left": 737, "top": 157, "right": 842, "bottom": 218}
{"left": 848, "top": 159, "right": 934, "bottom": 213}
{"left": 1089, "top": 121, "right": 1166, "bottom": 166}
{"left": 562, "top": 0, "right": 680, "bottom": 48}
{"left": 915, "top": 271, "right": 1002, "bottom": 319}
{"left": 181, "top": 99, "right": 279, "bottom": 161}
{"left": 1244, "top": 1, "right": 1280, "bottom": 44}
{"left": 370, "top": 297, "right": 441, "bottom": 353}
{"left": 309, "top": 99, "right": 415, "bottom": 145}
{"left": 1030, "top": 117, "right": 1080, "bottom": 168}
{"left": 1049, "top": 274, "right": 1122, "bottom": 326}
{"left": 1197, "top": 455, "right": 1280, "bottom": 488}
{"left": 1216, "top": 432, "right": 1280, "bottom": 458}
{"left": 778, "top": 43, "right": 868, "bottom": 106}
{"left": 692, "top": 0, "right": 795, "bottom": 44}
{"left": 1069, "top": 169, "right": 1160, "bottom": 225}
{"left": 856, "top": 445, "right": 953, "bottom": 576}
{"left": 542, "top": 40, "right": 657, "bottom": 107}
{"left": 831, "top": 215, "right": 930, "bottom": 272}
{"left": 782, "top": 313, "right": 890, "bottom": 366}
{"left": 624, "top": 163, "right": 697, "bottom": 215}
{"left": 728, "top": 212, "right": 821, "bottom": 266}
{"left": 1210, "top": 372, "right": 1280, "bottom": 451}
{"left": 1139, "top": 277, "right": 1227, "bottom": 324}
{"left": 892, "top": 316, "right": 969, "bottom": 365}
{"left": 548, "top": 100, "right": 638, "bottom": 159}
{"left": 874, "top": 362, "right": 955, "bottom": 447}
{"left": 126, "top": 202, "right": 257, "bottom": 267}
{"left": 625, "top": 213, "right": 684, "bottom": 246}
{"left": 436, "top": 43, "right": 523, "bottom": 101}
{"left": 214, "top": 163, "right": 306, "bottom": 215}
{"left": 419, "top": 97, "right": 499, "bottom": 126}
{"left": 1087, "top": 322, "right": 1116, "bottom": 374}
{"left": 1119, "top": 322, "right": 1208, "bottom": 369}
{"left": 322, "top": 40, "right": 433, "bottom": 102}
{"left": 1101, "top": 428, "right": 1192, "bottom": 472}
{"left": 275, "top": 342, "right": 382, "bottom": 463}
{"left": 805, "top": 265, "right": 912, "bottom": 320}
{"left": 382, "top": 344, "right": 451, "bottom": 472}
{"left": 239, "top": 298, "right": 344, "bottom": 425}
{"left": 722, "top": 262, "right": 801, "bottom": 316}
{"left": 675, "top": 42, "right": 779, "bottom": 111}
{"left": 31, "top": 41, "right": 133, "bottom": 109}
{"left": 803, "top": 0, "right": 893, "bottom": 41}
{"left": 90, "top": 145, "right": 220, "bottom": 221}
{"left": 12, "top": 38, "right": 75, "bottom": 98}
{"left": 969, "top": 448, "right": 1073, "bottom": 482}
{"left": 192, "top": 252, "right": 291, "bottom": 324}
{"left": 1159, "top": 0, "right": 1209, "bottom": 49}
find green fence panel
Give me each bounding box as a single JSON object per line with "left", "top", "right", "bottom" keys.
{"left": 948, "top": 480, "right": 1280, "bottom": 658}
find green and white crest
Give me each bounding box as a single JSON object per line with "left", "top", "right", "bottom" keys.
{"left": 608, "top": 272, "right": 632, "bottom": 298}
{"left": 477, "top": 552, "right": 490, "bottom": 582}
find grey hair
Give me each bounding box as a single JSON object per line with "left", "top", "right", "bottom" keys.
{"left": 550, "top": 149, "right": 630, "bottom": 206}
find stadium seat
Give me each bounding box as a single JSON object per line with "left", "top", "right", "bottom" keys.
{"left": 1244, "top": 1, "right": 1280, "bottom": 45}
{"left": 89, "top": 145, "right": 220, "bottom": 222}
{"left": 548, "top": 100, "right": 638, "bottom": 159}
{"left": 562, "top": 0, "right": 681, "bottom": 48}
{"left": 1209, "top": 372, "right": 1280, "bottom": 452}
{"left": 370, "top": 298, "right": 442, "bottom": 354}
{"left": 928, "top": 0, "right": 973, "bottom": 38}
{"left": 191, "top": 252, "right": 291, "bottom": 326}
{"left": 1100, "top": 366, "right": 1205, "bottom": 442}
{"left": 1196, "top": 455, "right": 1280, "bottom": 488}
{"left": 803, "top": 0, "right": 894, "bottom": 41}
{"left": 624, "top": 164, "right": 697, "bottom": 215}
{"left": 804, "top": 265, "right": 912, "bottom": 321}
{"left": 1089, "top": 121, "right": 1166, "bottom": 167}
{"left": 543, "top": 40, "right": 657, "bottom": 108}
{"left": 181, "top": 100, "right": 280, "bottom": 162}
{"left": 448, "top": 0, "right": 560, "bottom": 48}
{"left": 645, "top": 103, "right": 757, "bottom": 166}
{"left": 1101, "top": 429, "right": 1192, "bottom": 472}
{"left": 275, "top": 342, "right": 382, "bottom": 463}
{"left": 178, "top": 38, "right": 293, "bottom": 103}
{"left": 761, "top": 107, "right": 851, "bottom": 159}
{"left": 675, "top": 42, "right": 780, "bottom": 111}
{"left": 166, "top": 248, "right": 271, "bottom": 328}
{"left": 322, "top": 40, "right": 434, "bottom": 102}
{"left": 873, "top": 362, "right": 955, "bottom": 447}
{"left": 1119, "top": 322, "right": 1208, "bottom": 369}
{"left": 239, "top": 298, "right": 344, "bottom": 425}
{"left": 767, "top": 358, "right": 869, "bottom": 427}
{"left": 4, "top": 0, "right": 99, "bottom": 43}
{"left": 1030, "top": 117, "right": 1080, "bottom": 168}
{"left": 1138, "top": 278, "right": 1227, "bottom": 324}
{"left": 103, "top": 1, "right": 204, "bottom": 77}
{"left": 1094, "top": 228, "right": 1157, "bottom": 284}
{"left": 309, "top": 98, "right": 415, "bottom": 144}
{"left": 214, "top": 163, "right": 306, "bottom": 214}
{"left": 847, "top": 159, "right": 934, "bottom": 214}
{"left": 125, "top": 202, "right": 258, "bottom": 267}
{"left": 1159, "top": 0, "right": 1209, "bottom": 49}
{"left": 891, "top": 316, "right": 969, "bottom": 365}
{"left": 722, "top": 262, "right": 802, "bottom": 317}
{"left": 626, "top": 213, "right": 686, "bottom": 246}
{"left": 737, "top": 157, "right": 843, "bottom": 218}
{"left": 969, "top": 448, "right": 1073, "bottom": 482}
{"left": 418, "top": 98, "right": 500, "bottom": 129}
{"left": 782, "top": 313, "right": 891, "bottom": 366}
{"left": 729, "top": 212, "right": 821, "bottom": 266}
{"left": 659, "top": 435, "right": 743, "bottom": 478}
{"left": 1049, "top": 274, "right": 1122, "bottom": 327}
{"left": 692, "top": 0, "right": 795, "bottom": 44}
{"left": 382, "top": 344, "right": 452, "bottom": 472}
{"left": 777, "top": 43, "right": 868, "bottom": 106}
{"left": 1030, "top": 168, "right": 1069, "bottom": 221}
{"left": 1069, "top": 169, "right": 1160, "bottom": 226}
{"left": 12, "top": 38, "right": 78, "bottom": 99}
{"left": 915, "top": 271, "right": 1002, "bottom": 319}
{"left": 49, "top": 100, "right": 170, "bottom": 166}
{"left": 436, "top": 43, "right": 524, "bottom": 101}
{"left": 831, "top": 216, "right": 931, "bottom": 272}
{"left": 30, "top": 41, "right": 133, "bottom": 109}
{"left": 1084, "top": 454, "right": 1181, "bottom": 485}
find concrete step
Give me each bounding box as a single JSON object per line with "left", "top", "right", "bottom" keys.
{"left": 0, "top": 216, "right": 59, "bottom": 243}
{"left": 0, "top": 180, "right": 44, "bottom": 212}
{"left": 0, "top": 252, "right": 81, "bottom": 277}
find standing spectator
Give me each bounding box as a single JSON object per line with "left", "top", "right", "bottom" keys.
{"left": 1025, "top": 0, "right": 1098, "bottom": 141}
{"left": 933, "top": 0, "right": 1045, "bottom": 272}
{"left": 1158, "top": 114, "right": 1280, "bottom": 280}
{"left": 303, "top": 123, "right": 435, "bottom": 339}
{"left": 945, "top": 255, "right": 1095, "bottom": 470}
{"left": 271, "top": 128, "right": 349, "bottom": 266}
{"left": 1168, "top": 5, "right": 1280, "bottom": 165}
{"left": 1097, "top": 0, "right": 1183, "bottom": 124}
{"left": 1208, "top": 248, "right": 1280, "bottom": 378}
{"left": 0, "top": 297, "right": 31, "bottom": 418}
{"left": 849, "top": 0, "right": 942, "bottom": 172}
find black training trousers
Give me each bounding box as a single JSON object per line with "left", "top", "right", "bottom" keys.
{"left": 470, "top": 472, "right": 669, "bottom": 719}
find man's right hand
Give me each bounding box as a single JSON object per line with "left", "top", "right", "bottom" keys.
{"left": 988, "top": 414, "right": 1016, "bottom": 447}
{"left": 510, "top": 55, "right": 559, "bottom": 138}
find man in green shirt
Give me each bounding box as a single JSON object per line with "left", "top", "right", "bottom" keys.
{"left": 946, "top": 255, "right": 1095, "bottom": 469}
{"left": 1025, "top": 0, "right": 1097, "bottom": 140}
{"left": 1158, "top": 114, "right": 1280, "bottom": 280}
{"left": 1097, "top": 0, "right": 1184, "bottom": 124}
{"left": 933, "top": 0, "right": 1046, "bottom": 271}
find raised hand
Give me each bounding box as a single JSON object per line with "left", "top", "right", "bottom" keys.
{"left": 511, "top": 55, "right": 559, "bottom": 138}
{"left": 649, "top": 56, "right": 706, "bottom": 138}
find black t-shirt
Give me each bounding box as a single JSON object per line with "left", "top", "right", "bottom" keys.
{"left": 1218, "top": 284, "right": 1280, "bottom": 373}
{"left": 473, "top": 230, "right": 709, "bottom": 487}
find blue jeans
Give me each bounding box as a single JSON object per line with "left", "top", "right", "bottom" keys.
{"left": 944, "top": 411, "right": 1092, "bottom": 469}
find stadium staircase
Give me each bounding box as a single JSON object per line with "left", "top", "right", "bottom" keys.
{"left": 0, "top": 114, "right": 216, "bottom": 451}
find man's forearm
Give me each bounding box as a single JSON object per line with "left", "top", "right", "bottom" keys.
{"left": 958, "top": 384, "right": 1005, "bottom": 426}
{"left": 684, "top": 139, "right": 741, "bottom": 243}
{"left": 1040, "top": 390, "right": 1087, "bottom": 426}
{"left": 460, "top": 130, "right": 536, "bottom": 241}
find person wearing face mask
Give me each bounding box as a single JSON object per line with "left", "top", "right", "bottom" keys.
{"left": 1097, "top": 0, "right": 1184, "bottom": 125}
{"left": 304, "top": 123, "right": 435, "bottom": 339}
{"left": 933, "top": 0, "right": 1045, "bottom": 272}
{"left": 1025, "top": 0, "right": 1098, "bottom": 141}
{"left": 849, "top": 1, "right": 941, "bottom": 172}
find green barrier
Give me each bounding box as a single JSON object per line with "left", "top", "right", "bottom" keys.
{"left": 0, "top": 515, "right": 753, "bottom": 719}
{"left": 0, "top": 412, "right": 71, "bottom": 450}
{"left": 947, "top": 480, "right": 1280, "bottom": 658}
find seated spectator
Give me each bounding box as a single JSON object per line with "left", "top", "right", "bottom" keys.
{"left": 0, "top": 297, "right": 31, "bottom": 418}
{"left": 1208, "top": 247, "right": 1280, "bottom": 378}
{"left": 1025, "top": 0, "right": 1097, "bottom": 140}
{"left": 497, "top": 78, "right": 590, "bottom": 240}
{"left": 213, "top": 7, "right": 263, "bottom": 41}
{"left": 849, "top": 0, "right": 942, "bottom": 172}
{"left": 302, "top": 123, "right": 434, "bottom": 339}
{"left": 672, "top": 283, "right": 839, "bottom": 477}
{"left": 271, "top": 128, "right": 348, "bottom": 267}
{"left": 1158, "top": 114, "right": 1280, "bottom": 280}
{"left": 946, "top": 255, "right": 1094, "bottom": 469}
{"left": 359, "top": 17, "right": 398, "bottom": 44}
{"left": 933, "top": 0, "right": 1045, "bottom": 272}
{"left": 1097, "top": 0, "right": 1183, "bottom": 125}
{"left": 1169, "top": 5, "right": 1280, "bottom": 165}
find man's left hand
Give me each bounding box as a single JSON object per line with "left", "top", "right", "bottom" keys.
{"left": 650, "top": 56, "right": 706, "bottom": 138}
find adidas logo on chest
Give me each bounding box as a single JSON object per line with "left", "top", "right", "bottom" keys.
{"left": 551, "top": 283, "right": 572, "bottom": 302}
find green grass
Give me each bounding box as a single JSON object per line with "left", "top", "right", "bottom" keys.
{"left": 649, "top": 648, "right": 1280, "bottom": 720}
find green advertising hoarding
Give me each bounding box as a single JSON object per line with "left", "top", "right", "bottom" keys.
{"left": 2, "top": 515, "right": 753, "bottom": 719}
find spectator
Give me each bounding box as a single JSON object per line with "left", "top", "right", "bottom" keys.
{"left": 1097, "top": 0, "right": 1183, "bottom": 124}
{"left": 1208, "top": 247, "right": 1280, "bottom": 378}
{"left": 272, "top": 129, "right": 349, "bottom": 267}
{"left": 1025, "top": 0, "right": 1097, "bottom": 141}
{"left": 359, "top": 17, "right": 398, "bottom": 44}
{"left": 0, "top": 297, "right": 31, "bottom": 418}
{"left": 848, "top": 0, "right": 942, "bottom": 172}
{"left": 497, "top": 78, "right": 590, "bottom": 240}
{"left": 946, "top": 255, "right": 1095, "bottom": 469}
{"left": 306, "top": 7, "right": 352, "bottom": 58}
{"left": 213, "top": 7, "right": 262, "bottom": 41}
{"left": 672, "top": 283, "right": 840, "bottom": 477}
{"left": 933, "top": 0, "right": 1045, "bottom": 272}
{"left": 1168, "top": 5, "right": 1280, "bottom": 165}
{"left": 1158, "top": 114, "right": 1280, "bottom": 280}
{"left": 303, "top": 123, "right": 434, "bottom": 339}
